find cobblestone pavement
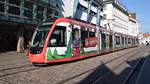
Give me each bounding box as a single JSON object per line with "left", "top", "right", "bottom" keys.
{"left": 0, "top": 46, "right": 149, "bottom": 84}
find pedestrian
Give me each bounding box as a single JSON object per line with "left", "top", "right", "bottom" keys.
{"left": 146, "top": 41, "right": 149, "bottom": 47}
{"left": 26, "top": 41, "right": 31, "bottom": 55}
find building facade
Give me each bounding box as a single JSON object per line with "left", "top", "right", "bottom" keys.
{"left": 0, "top": 0, "right": 140, "bottom": 52}
{"left": 0, "top": 0, "right": 104, "bottom": 52}
{"left": 101, "top": 0, "right": 140, "bottom": 48}
{"left": 60, "top": 0, "right": 103, "bottom": 25}
{"left": 128, "top": 13, "right": 140, "bottom": 36}
{"left": 140, "top": 33, "right": 150, "bottom": 44}
{"left": 0, "top": 0, "right": 60, "bottom": 52}
{"left": 102, "top": 0, "right": 128, "bottom": 34}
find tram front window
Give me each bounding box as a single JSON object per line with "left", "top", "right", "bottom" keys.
{"left": 33, "top": 30, "right": 48, "bottom": 47}
{"left": 30, "top": 24, "right": 51, "bottom": 54}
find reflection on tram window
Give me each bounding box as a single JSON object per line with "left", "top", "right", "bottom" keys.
{"left": 48, "top": 26, "right": 66, "bottom": 47}
{"left": 32, "top": 24, "right": 51, "bottom": 47}
{"left": 33, "top": 30, "right": 48, "bottom": 47}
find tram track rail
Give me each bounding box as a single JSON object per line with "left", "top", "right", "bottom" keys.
{"left": 0, "top": 66, "right": 40, "bottom": 78}
{"left": 0, "top": 46, "right": 139, "bottom": 67}
{"left": 0, "top": 47, "right": 138, "bottom": 67}
{"left": 0, "top": 46, "right": 144, "bottom": 81}
{"left": 0, "top": 47, "right": 139, "bottom": 80}
{"left": 0, "top": 64, "right": 40, "bottom": 78}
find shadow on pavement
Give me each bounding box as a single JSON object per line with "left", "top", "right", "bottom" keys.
{"left": 58, "top": 57, "right": 145, "bottom": 84}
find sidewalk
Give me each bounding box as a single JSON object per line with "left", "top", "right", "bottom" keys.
{"left": 0, "top": 51, "right": 27, "bottom": 62}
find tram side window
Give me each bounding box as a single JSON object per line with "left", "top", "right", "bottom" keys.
{"left": 122, "top": 37, "right": 124, "bottom": 45}
{"left": 136, "top": 39, "right": 138, "bottom": 44}
{"left": 125, "top": 37, "right": 127, "bottom": 44}
{"left": 131, "top": 38, "right": 133, "bottom": 44}
{"left": 48, "top": 26, "right": 66, "bottom": 47}
{"left": 116, "top": 36, "right": 120, "bottom": 45}
{"left": 133, "top": 39, "right": 135, "bottom": 44}
{"left": 89, "top": 29, "right": 96, "bottom": 37}
{"left": 81, "top": 28, "right": 88, "bottom": 47}
{"left": 128, "top": 38, "right": 130, "bottom": 44}
{"left": 81, "top": 28, "right": 96, "bottom": 47}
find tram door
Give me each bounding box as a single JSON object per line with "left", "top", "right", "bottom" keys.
{"left": 72, "top": 27, "right": 80, "bottom": 56}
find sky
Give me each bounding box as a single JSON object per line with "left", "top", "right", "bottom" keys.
{"left": 119, "top": 0, "right": 150, "bottom": 33}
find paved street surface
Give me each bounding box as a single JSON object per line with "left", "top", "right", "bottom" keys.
{"left": 0, "top": 46, "right": 149, "bottom": 84}
{"left": 134, "top": 54, "right": 150, "bottom": 84}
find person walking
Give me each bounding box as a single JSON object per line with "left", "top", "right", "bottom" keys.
{"left": 146, "top": 41, "right": 149, "bottom": 47}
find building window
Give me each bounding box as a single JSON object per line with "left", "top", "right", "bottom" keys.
{"left": 8, "top": 0, "right": 20, "bottom": 15}
{"left": 90, "top": 11, "right": 96, "bottom": 16}
{"left": 8, "top": 6, "right": 20, "bottom": 15}
{"left": 92, "top": 3, "right": 98, "bottom": 8}
{"left": 0, "top": 1, "right": 4, "bottom": 12}
{"left": 54, "top": 11, "right": 59, "bottom": 16}
{"left": 77, "top": 3, "right": 87, "bottom": 13}
{"left": 37, "top": 5, "right": 44, "bottom": 20}
{"left": 24, "top": 9, "right": 33, "bottom": 18}
{"left": 47, "top": 7, "right": 53, "bottom": 14}
{"left": 8, "top": 0, "right": 20, "bottom": 6}
{"left": 102, "top": 14, "right": 106, "bottom": 20}
{"left": 24, "top": 1, "right": 33, "bottom": 9}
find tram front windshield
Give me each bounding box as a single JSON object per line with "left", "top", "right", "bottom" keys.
{"left": 30, "top": 24, "right": 51, "bottom": 54}
{"left": 32, "top": 30, "right": 48, "bottom": 47}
